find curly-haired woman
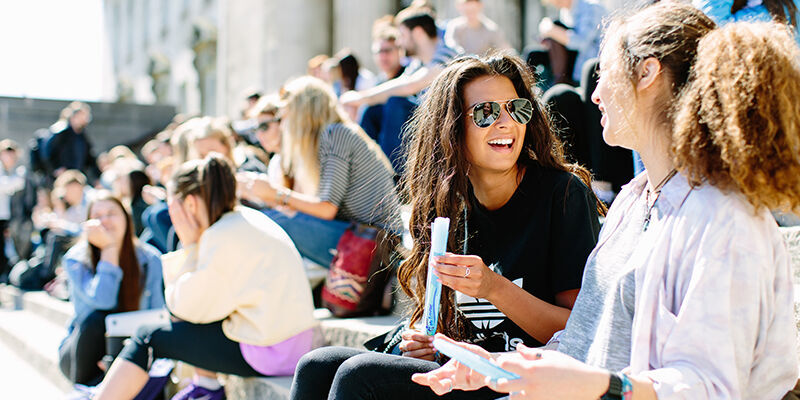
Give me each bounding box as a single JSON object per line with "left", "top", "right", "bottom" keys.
{"left": 414, "top": 3, "right": 800, "bottom": 399}
{"left": 290, "top": 52, "right": 605, "bottom": 399}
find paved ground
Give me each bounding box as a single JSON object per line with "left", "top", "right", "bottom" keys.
{"left": 0, "top": 338, "right": 66, "bottom": 399}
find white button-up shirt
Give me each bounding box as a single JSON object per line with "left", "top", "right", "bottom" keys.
{"left": 607, "top": 173, "right": 798, "bottom": 399}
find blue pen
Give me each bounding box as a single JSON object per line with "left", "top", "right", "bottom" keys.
{"left": 422, "top": 217, "right": 449, "bottom": 336}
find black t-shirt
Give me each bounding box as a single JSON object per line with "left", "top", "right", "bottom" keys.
{"left": 457, "top": 162, "right": 600, "bottom": 352}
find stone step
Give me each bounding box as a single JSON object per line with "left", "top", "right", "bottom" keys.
{"left": 0, "top": 305, "right": 72, "bottom": 393}
{"left": 0, "top": 284, "right": 402, "bottom": 400}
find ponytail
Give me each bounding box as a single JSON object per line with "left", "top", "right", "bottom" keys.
{"left": 170, "top": 153, "right": 237, "bottom": 225}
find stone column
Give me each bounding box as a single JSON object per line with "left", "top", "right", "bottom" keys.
{"left": 219, "top": 0, "right": 331, "bottom": 117}
{"left": 332, "top": 0, "right": 396, "bottom": 72}
{"left": 482, "top": 0, "right": 522, "bottom": 51}
{"left": 523, "top": 0, "right": 547, "bottom": 51}
{"left": 262, "top": 0, "right": 331, "bottom": 90}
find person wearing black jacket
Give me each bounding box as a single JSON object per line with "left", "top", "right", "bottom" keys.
{"left": 47, "top": 102, "right": 100, "bottom": 183}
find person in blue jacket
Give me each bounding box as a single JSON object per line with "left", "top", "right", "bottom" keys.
{"left": 693, "top": 0, "right": 799, "bottom": 45}
{"left": 58, "top": 191, "right": 164, "bottom": 385}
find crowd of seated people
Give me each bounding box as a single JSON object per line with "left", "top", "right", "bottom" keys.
{"left": 1, "top": 1, "right": 799, "bottom": 400}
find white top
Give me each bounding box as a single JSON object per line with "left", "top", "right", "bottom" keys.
{"left": 0, "top": 165, "right": 25, "bottom": 220}
{"left": 161, "top": 206, "right": 316, "bottom": 346}
{"left": 610, "top": 173, "right": 798, "bottom": 399}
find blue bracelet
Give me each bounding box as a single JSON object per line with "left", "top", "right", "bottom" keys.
{"left": 601, "top": 371, "right": 633, "bottom": 400}
{"left": 620, "top": 373, "right": 633, "bottom": 400}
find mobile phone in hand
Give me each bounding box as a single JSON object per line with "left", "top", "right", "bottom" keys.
{"left": 432, "top": 338, "right": 520, "bottom": 382}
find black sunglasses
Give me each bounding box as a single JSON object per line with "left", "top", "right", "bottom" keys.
{"left": 467, "top": 98, "right": 533, "bottom": 128}
{"left": 257, "top": 117, "right": 281, "bottom": 131}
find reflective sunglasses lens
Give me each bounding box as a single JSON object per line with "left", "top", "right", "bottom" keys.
{"left": 472, "top": 102, "right": 501, "bottom": 128}
{"left": 508, "top": 98, "right": 533, "bottom": 125}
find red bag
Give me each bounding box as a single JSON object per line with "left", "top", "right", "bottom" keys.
{"left": 321, "top": 224, "right": 398, "bottom": 317}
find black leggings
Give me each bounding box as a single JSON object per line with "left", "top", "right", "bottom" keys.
{"left": 59, "top": 310, "right": 109, "bottom": 385}
{"left": 290, "top": 346, "right": 502, "bottom": 400}
{"left": 117, "top": 319, "right": 262, "bottom": 377}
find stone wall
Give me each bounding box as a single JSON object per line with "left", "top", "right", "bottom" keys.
{"left": 0, "top": 96, "right": 175, "bottom": 157}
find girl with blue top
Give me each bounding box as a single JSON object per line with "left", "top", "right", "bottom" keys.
{"left": 58, "top": 192, "right": 164, "bottom": 385}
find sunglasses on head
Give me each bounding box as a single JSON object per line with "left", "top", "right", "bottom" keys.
{"left": 257, "top": 117, "right": 281, "bottom": 131}
{"left": 467, "top": 98, "right": 533, "bottom": 128}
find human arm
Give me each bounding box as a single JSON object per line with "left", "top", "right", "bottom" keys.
{"left": 160, "top": 239, "right": 240, "bottom": 323}
{"left": 399, "top": 329, "right": 436, "bottom": 361}
{"left": 63, "top": 243, "right": 123, "bottom": 311}
{"left": 539, "top": 18, "right": 570, "bottom": 46}
{"left": 443, "top": 19, "right": 462, "bottom": 51}
{"left": 237, "top": 171, "right": 339, "bottom": 220}
{"left": 412, "top": 335, "right": 659, "bottom": 399}
{"left": 491, "top": 345, "right": 658, "bottom": 400}
{"left": 434, "top": 254, "right": 576, "bottom": 344}
{"left": 621, "top": 211, "right": 798, "bottom": 399}
{"left": 141, "top": 248, "right": 165, "bottom": 309}
{"left": 340, "top": 64, "right": 443, "bottom": 107}
{"left": 0, "top": 172, "right": 25, "bottom": 195}
{"left": 433, "top": 177, "right": 598, "bottom": 343}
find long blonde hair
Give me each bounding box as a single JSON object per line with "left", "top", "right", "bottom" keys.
{"left": 279, "top": 76, "right": 351, "bottom": 192}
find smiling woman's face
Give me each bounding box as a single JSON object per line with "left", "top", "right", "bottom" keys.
{"left": 462, "top": 75, "right": 526, "bottom": 177}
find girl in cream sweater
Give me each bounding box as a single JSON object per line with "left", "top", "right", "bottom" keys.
{"left": 94, "top": 154, "right": 317, "bottom": 400}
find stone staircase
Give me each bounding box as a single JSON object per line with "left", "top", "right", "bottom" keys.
{"left": 1, "top": 226, "right": 798, "bottom": 400}
{"left": 0, "top": 285, "right": 402, "bottom": 399}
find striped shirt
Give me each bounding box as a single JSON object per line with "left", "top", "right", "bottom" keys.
{"left": 317, "top": 123, "right": 401, "bottom": 231}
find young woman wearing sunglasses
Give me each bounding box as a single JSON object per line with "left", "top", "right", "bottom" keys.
{"left": 289, "top": 52, "right": 604, "bottom": 400}
{"left": 413, "top": 4, "right": 800, "bottom": 399}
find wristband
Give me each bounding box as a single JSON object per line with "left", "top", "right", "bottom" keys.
{"left": 601, "top": 371, "right": 632, "bottom": 400}
{"left": 277, "top": 188, "right": 291, "bottom": 206}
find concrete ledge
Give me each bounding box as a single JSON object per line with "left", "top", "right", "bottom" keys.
{"left": 223, "top": 376, "right": 293, "bottom": 400}
{"left": 5, "top": 226, "right": 796, "bottom": 400}
{"left": 0, "top": 307, "right": 71, "bottom": 392}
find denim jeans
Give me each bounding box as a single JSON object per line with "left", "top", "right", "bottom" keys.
{"left": 290, "top": 346, "right": 504, "bottom": 400}
{"left": 261, "top": 208, "right": 350, "bottom": 267}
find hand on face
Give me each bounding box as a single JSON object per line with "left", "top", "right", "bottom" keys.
{"left": 399, "top": 329, "right": 435, "bottom": 360}
{"left": 83, "top": 219, "right": 116, "bottom": 250}
{"left": 411, "top": 334, "right": 494, "bottom": 394}
{"left": 433, "top": 253, "right": 499, "bottom": 299}
{"left": 167, "top": 196, "right": 202, "bottom": 246}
